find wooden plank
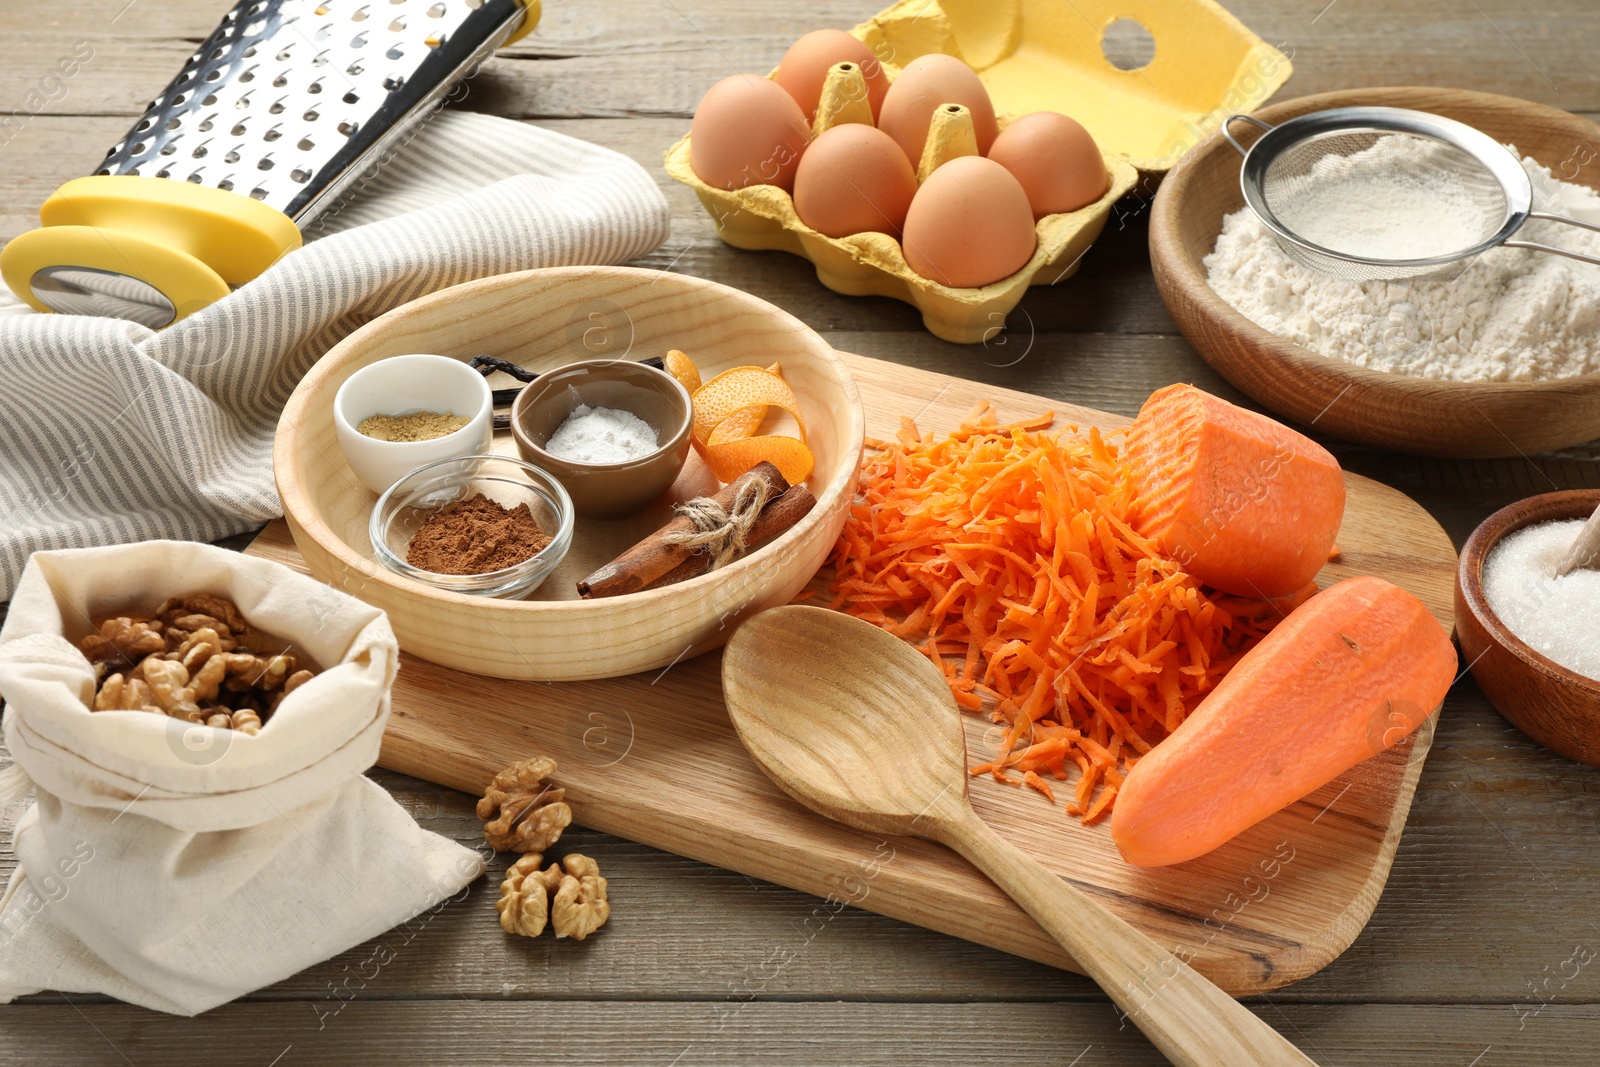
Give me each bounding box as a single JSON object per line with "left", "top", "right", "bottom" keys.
{"left": 4, "top": 0, "right": 1600, "bottom": 117}
{"left": 250, "top": 348, "right": 1458, "bottom": 995}
{"left": 0, "top": 0, "right": 895, "bottom": 46}
{"left": 0, "top": 116, "right": 131, "bottom": 240}
{"left": 1, "top": 1000, "right": 1599, "bottom": 1065}
{"left": 7, "top": 677, "right": 1600, "bottom": 1006}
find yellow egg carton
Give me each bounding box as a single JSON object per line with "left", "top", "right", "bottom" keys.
{"left": 663, "top": 0, "right": 1291, "bottom": 343}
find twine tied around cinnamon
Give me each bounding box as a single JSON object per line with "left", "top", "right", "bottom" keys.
{"left": 660, "top": 477, "right": 775, "bottom": 571}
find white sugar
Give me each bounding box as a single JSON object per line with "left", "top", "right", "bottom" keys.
{"left": 1482, "top": 519, "right": 1600, "bottom": 681}
{"left": 546, "top": 403, "right": 659, "bottom": 464}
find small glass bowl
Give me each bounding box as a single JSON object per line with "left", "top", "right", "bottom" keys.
{"left": 370, "top": 454, "right": 575, "bottom": 599}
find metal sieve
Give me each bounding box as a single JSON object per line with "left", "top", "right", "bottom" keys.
{"left": 1222, "top": 106, "right": 1600, "bottom": 282}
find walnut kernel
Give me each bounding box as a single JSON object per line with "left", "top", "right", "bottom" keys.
{"left": 157, "top": 593, "right": 247, "bottom": 636}
{"left": 93, "top": 673, "right": 154, "bottom": 712}
{"left": 496, "top": 853, "right": 611, "bottom": 941}
{"left": 550, "top": 854, "right": 610, "bottom": 941}
{"left": 476, "top": 756, "right": 573, "bottom": 853}
{"left": 496, "top": 853, "right": 565, "bottom": 937}
{"left": 80, "top": 617, "right": 166, "bottom": 668}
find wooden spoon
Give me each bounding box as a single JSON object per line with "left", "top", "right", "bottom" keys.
{"left": 723, "top": 606, "right": 1318, "bottom": 1067}
{"left": 1555, "top": 501, "right": 1600, "bottom": 576}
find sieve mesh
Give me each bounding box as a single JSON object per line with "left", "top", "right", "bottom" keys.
{"left": 1249, "top": 128, "right": 1514, "bottom": 281}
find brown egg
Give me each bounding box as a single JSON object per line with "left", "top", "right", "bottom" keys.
{"left": 774, "top": 29, "right": 890, "bottom": 124}
{"left": 988, "top": 111, "right": 1110, "bottom": 218}
{"left": 902, "top": 156, "right": 1037, "bottom": 289}
{"left": 877, "top": 54, "right": 999, "bottom": 166}
{"left": 793, "top": 124, "right": 918, "bottom": 238}
{"left": 689, "top": 74, "right": 812, "bottom": 192}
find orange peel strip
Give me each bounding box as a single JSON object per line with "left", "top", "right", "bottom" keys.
{"left": 692, "top": 367, "right": 805, "bottom": 444}
{"left": 665, "top": 349, "right": 702, "bottom": 394}
{"left": 710, "top": 405, "right": 766, "bottom": 443}
{"left": 690, "top": 365, "right": 813, "bottom": 484}
{"left": 702, "top": 434, "right": 814, "bottom": 484}
{"left": 666, "top": 352, "right": 775, "bottom": 446}
{"left": 704, "top": 362, "right": 783, "bottom": 441}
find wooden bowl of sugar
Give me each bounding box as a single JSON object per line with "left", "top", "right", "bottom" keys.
{"left": 275, "top": 266, "right": 864, "bottom": 681}
{"left": 1150, "top": 86, "right": 1600, "bottom": 457}
{"left": 1456, "top": 489, "right": 1600, "bottom": 765}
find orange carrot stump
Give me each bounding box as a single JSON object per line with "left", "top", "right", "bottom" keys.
{"left": 1124, "top": 384, "right": 1345, "bottom": 599}
{"left": 1110, "top": 576, "right": 1457, "bottom": 868}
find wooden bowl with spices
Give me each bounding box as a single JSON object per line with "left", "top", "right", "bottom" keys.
{"left": 1456, "top": 489, "right": 1600, "bottom": 765}
{"left": 1150, "top": 86, "right": 1600, "bottom": 457}
{"left": 274, "top": 266, "right": 865, "bottom": 682}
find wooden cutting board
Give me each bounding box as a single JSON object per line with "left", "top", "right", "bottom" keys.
{"left": 247, "top": 351, "right": 1456, "bottom": 995}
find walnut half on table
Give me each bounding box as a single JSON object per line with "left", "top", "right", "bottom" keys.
{"left": 497, "top": 852, "right": 611, "bottom": 941}
{"left": 476, "top": 756, "right": 574, "bottom": 853}
{"left": 481, "top": 755, "right": 610, "bottom": 942}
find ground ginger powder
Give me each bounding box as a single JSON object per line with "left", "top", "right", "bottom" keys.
{"left": 358, "top": 410, "right": 471, "bottom": 442}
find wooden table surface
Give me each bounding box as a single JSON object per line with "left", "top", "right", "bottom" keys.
{"left": 3, "top": 1, "right": 1600, "bottom": 1063}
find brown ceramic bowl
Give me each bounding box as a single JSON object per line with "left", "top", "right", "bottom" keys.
{"left": 1456, "top": 489, "right": 1600, "bottom": 765}
{"left": 510, "top": 359, "right": 693, "bottom": 519}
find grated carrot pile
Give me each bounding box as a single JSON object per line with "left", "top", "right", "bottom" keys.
{"left": 828, "top": 402, "right": 1312, "bottom": 822}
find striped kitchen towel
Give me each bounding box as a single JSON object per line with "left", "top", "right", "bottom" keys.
{"left": 0, "top": 110, "right": 670, "bottom": 599}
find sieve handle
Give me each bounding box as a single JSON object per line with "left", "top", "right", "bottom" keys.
{"left": 1504, "top": 210, "right": 1600, "bottom": 268}
{"left": 1221, "top": 114, "right": 1275, "bottom": 156}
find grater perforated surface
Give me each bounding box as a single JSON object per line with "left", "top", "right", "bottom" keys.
{"left": 98, "top": 0, "right": 526, "bottom": 224}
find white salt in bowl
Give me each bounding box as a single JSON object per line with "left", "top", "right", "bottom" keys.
{"left": 508, "top": 358, "right": 693, "bottom": 520}
{"left": 1456, "top": 489, "right": 1600, "bottom": 765}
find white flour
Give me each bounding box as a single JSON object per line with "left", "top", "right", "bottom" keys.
{"left": 1271, "top": 135, "right": 1496, "bottom": 260}
{"left": 1205, "top": 137, "right": 1600, "bottom": 381}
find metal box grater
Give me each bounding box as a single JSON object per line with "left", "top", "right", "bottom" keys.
{"left": 0, "top": 0, "right": 538, "bottom": 326}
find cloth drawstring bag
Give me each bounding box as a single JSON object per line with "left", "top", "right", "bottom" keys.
{"left": 0, "top": 541, "right": 486, "bottom": 1015}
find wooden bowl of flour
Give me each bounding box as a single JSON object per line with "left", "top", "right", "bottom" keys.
{"left": 1151, "top": 86, "right": 1600, "bottom": 457}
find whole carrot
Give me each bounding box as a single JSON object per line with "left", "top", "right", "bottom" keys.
{"left": 1111, "top": 575, "right": 1457, "bottom": 867}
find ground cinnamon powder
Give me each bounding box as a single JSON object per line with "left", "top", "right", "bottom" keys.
{"left": 406, "top": 494, "right": 552, "bottom": 575}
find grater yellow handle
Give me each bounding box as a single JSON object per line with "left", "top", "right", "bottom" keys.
{"left": 1, "top": 176, "right": 301, "bottom": 326}
{"left": 505, "top": 0, "right": 541, "bottom": 44}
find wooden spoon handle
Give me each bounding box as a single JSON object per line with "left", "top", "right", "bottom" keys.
{"left": 939, "top": 810, "right": 1319, "bottom": 1067}
{"left": 1555, "top": 501, "right": 1600, "bottom": 577}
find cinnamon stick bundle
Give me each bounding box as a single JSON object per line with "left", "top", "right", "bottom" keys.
{"left": 577, "top": 462, "right": 790, "bottom": 599}
{"left": 642, "top": 484, "right": 817, "bottom": 592}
